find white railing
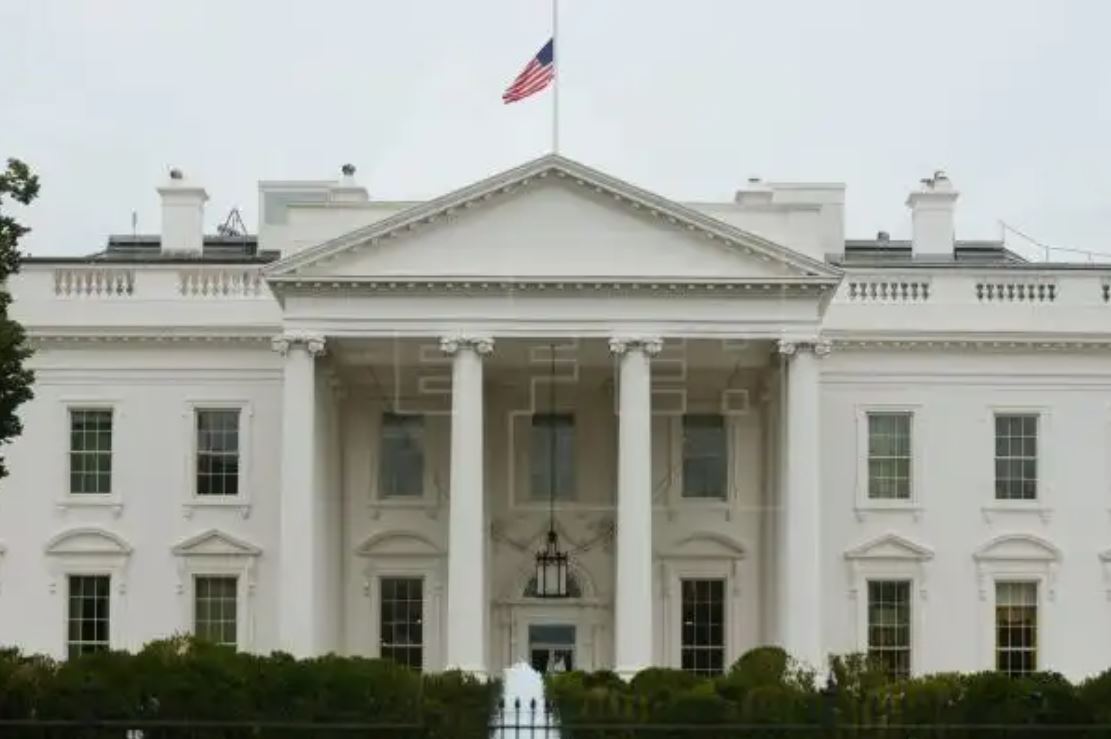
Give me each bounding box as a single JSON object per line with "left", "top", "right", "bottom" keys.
{"left": 974, "top": 279, "right": 1057, "bottom": 303}
{"left": 53, "top": 268, "right": 134, "bottom": 297}
{"left": 846, "top": 278, "right": 931, "bottom": 303}
{"left": 177, "top": 269, "right": 264, "bottom": 298}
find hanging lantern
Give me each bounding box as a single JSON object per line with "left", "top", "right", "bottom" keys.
{"left": 534, "top": 529, "right": 569, "bottom": 598}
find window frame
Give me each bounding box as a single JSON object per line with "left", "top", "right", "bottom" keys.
{"left": 357, "top": 534, "right": 444, "bottom": 671}
{"left": 528, "top": 412, "right": 577, "bottom": 502}
{"left": 377, "top": 575, "right": 426, "bottom": 670}
{"left": 678, "top": 577, "right": 727, "bottom": 677}
{"left": 974, "top": 535, "right": 1056, "bottom": 672}
{"left": 680, "top": 413, "right": 729, "bottom": 501}
{"left": 192, "top": 574, "right": 241, "bottom": 649}
{"left": 855, "top": 405, "right": 922, "bottom": 515}
{"left": 662, "top": 557, "right": 744, "bottom": 673}
{"left": 67, "top": 407, "right": 114, "bottom": 497}
{"left": 984, "top": 406, "right": 1051, "bottom": 517}
{"left": 172, "top": 529, "right": 259, "bottom": 651}
{"left": 66, "top": 573, "right": 112, "bottom": 660}
{"left": 865, "top": 579, "right": 913, "bottom": 679}
{"left": 182, "top": 400, "right": 252, "bottom": 517}
{"left": 993, "top": 579, "right": 1040, "bottom": 676}
{"left": 377, "top": 412, "right": 429, "bottom": 500}
{"left": 58, "top": 401, "right": 123, "bottom": 514}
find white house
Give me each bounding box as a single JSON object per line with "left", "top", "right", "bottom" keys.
{"left": 2, "top": 155, "right": 1109, "bottom": 680}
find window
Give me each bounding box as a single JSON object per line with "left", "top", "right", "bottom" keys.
{"left": 196, "top": 409, "right": 240, "bottom": 496}
{"left": 69, "top": 409, "right": 112, "bottom": 495}
{"left": 194, "top": 576, "right": 238, "bottom": 648}
{"left": 379, "top": 413, "right": 425, "bottom": 498}
{"left": 530, "top": 414, "right": 575, "bottom": 500}
{"left": 683, "top": 415, "right": 727, "bottom": 499}
{"left": 867, "top": 580, "right": 911, "bottom": 678}
{"left": 867, "top": 412, "right": 912, "bottom": 500}
{"left": 380, "top": 577, "right": 423, "bottom": 669}
{"left": 996, "top": 581, "right": 1038, "bottom": 675}
{"left": 67, "top": 575, "right": 110, "bottom": 659}
{"left": 680, "top": 579, "right": 725, "bottom": 676}
{"left": 995, "top": 414, "right": 1038, "bottom": 500}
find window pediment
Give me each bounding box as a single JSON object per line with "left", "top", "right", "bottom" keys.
{"left": 660, "top": 531, "right": 747, "bottom": 560}
{"left": 44, "top": 527, "right": 132, "bottom": 557}
{"left": 355, "top": 530, "right": 444, "bottom": 558}
{"left": 845, "top": 533, "right": 934, "bottom": 562}
{"left": 172, "top": 529, "right": 261, "bottom": 558}
{"left": 974, "top": 534, "right": 1060, "bottom": 563}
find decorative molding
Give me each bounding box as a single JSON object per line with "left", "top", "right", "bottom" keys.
{"left": 973, "top": 533, "right": 1061, "bottom": 601}
{"left": 776, "top": 339, "right": 831, "bottom": 357}
{"left": 829, "top": 336, "right": 1111, "bottom": 353}
{"left": 171, "top": 529, "right": 262, "bottom": 558}
{"left": 844, "top": 533, "right": 935, "bottom": 562}
{"left": 658, "top": 531, "right": 748, "bottom": 560}
{"left": 438, "top": 335, "right": 494, "bottom": 356}
{"left": 608, "top": 336, "right": 663, "bottom": 356}
{"left": 178, "top": 268, "right": 265, "bottom": 298}
{"left": 44, "top": 527, "right": 133, "bottom": 557}
{"left": 28, "top": 330, "right": 274, "bottom": 346}
{"left": 268, "top": 277, "right": 837, "bottom": 296}
{"left": 354, "top": 530, "right": 445, "bottom": 558}
{"left": 264, "top": 154, "right": 842, "bottom": 282}
{"left": 53, "top": 268, "right": 134, "bottom": 297}
{"left": 271, "top": 332, "right": 326, "bottom": 357}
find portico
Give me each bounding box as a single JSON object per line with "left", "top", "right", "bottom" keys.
{"left": 262, "top": 155, "right": 840, "bottom": 674}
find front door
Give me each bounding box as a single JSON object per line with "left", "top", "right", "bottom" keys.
{"left": 528, "top": 624, "right": 575, "bottom": 674}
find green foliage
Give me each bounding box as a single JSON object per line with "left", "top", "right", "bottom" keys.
{"left": 0, "top": 637, "right": 496, "bottom": 738}
{"left": 0, "top": 157, "right": 37, "bottom": 479}
{"left": 548, "top": 648, "right": 1109, "bottom": 737}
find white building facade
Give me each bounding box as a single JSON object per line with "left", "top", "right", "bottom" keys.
{"left": 3, "top": 156, "right": 1110, "bottom": 680}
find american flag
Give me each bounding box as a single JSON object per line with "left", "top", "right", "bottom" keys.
{"left": 502, "top": 39, "right": 554, "bottom": 103}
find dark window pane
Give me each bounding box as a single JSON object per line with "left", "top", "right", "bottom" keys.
{"left": 379, "top": 414, "right": 425, "bottom": 497}
{"left": 380, "top": 577, "right": 423, "bottom": 670}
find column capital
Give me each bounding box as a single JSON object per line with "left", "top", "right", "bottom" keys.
{"left": 272, "top": 332, "right": 326, "bottom": 357}
{"left": 608, "top": 336, "right": 663, "bottom": 357}
{"left": 439, "top": 335, "right": 494, "bottom": 356}
{"left": 776, "top": 339, "right": 831, "bottom": 358}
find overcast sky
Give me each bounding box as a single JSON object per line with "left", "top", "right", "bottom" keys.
{"left": 2, "top": 0, "right": 1109, "bottom": 259}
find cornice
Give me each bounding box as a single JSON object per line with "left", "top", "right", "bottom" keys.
{"left": 828, "top": 332, "right": 1111, "bottom": 352}
{"left": 28, "top": 327, "right": 275, "bottom": 346}
{"left": 267, "top": 276, "right": 838, "bottom": 296}
{"left": 265, "top": 154, "right": 843, "bottom": 281}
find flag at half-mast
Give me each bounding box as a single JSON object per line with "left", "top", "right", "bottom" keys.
{"left": 502, "top": 39, "right": 554, "bottom": 103}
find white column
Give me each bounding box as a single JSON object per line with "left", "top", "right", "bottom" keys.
{"left": 273, "top": 332, "right": 326, "bottom": 657}
{"left": 776, "top": 339, "right": 829, "bottom": 671}
{"left": 609, "top": 336, "right": 662, "bottom": 678}
{"left": 441, "top": 335, "right": 494, "bottom": 676}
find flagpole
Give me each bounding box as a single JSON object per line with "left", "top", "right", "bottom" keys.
{"left": 552, "top": 0, "right": 559, "bottom": 153}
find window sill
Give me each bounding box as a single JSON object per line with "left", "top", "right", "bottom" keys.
{"left": 853, "top": 503, "right": 922, "bottom": 522}
{"left": 182, "top": 498, "right": 251, "bottom": 519}
{"left": 55, "top": 496, "right": 123, "bottom": 517}
{"left": 369, "top": 497, "right": 442, "bottom": 520}
{"left": 980, "top": 504, "right": 1052, "bottom": 524}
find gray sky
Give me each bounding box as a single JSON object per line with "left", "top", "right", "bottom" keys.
{"left": 3, "top": 0, "right": 1109, "bottom": 259}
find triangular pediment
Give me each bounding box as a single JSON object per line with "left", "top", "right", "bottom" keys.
{"left": 845, "top": 533, "right": 934, "bottom": 561}
{"left": 267, "top": 155, "right": 841, "bottom": 285}
{"left": 974, "top": 534, "right": 1060, "bottom": 562}
{"left": 45, "top": 527, "right": 132, "bottom": 557}
{"left": 355, "top": 530, "right": 444, "bottom": 558}
{"left": 172, "top": 529, "right": 261, "bottom": 558}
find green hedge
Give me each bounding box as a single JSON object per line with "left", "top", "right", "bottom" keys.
{"left": 0, "top": 636, "right": 496, "bottom": 738}
{"left": 548, "top": 648, "right": 1111, "bottom": 738}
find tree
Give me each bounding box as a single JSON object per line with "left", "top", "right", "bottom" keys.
{"left": 0, "top": 158, "right": 37, "bottom": 478}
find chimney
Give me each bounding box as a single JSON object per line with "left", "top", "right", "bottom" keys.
{"left": 906, "top": 170, "right": 958, "bottom": 257}
{"left": 331, "top": 163, "right": 369, "bottom": 203}
{"left": 734, "top": 177, "right": 773, "bottom": 206}
{"left": 157, "top": 168, "right": 208, "bottom": 254}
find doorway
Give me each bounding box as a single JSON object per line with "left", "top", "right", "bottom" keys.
{"left": 528, "top": 624, "right": 575, "bottom": 674}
